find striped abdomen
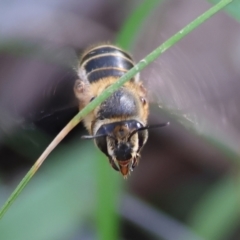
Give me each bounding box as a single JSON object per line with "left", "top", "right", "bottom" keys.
{"left": 79, "top": 45, "right": 138, "bottom": 83}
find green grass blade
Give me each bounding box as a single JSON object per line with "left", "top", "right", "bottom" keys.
{"left": 188, "top": 175, "right": 240, "bottom": 240}
{"left": 0, "top": 0, "right": 232, "bottom": 220}
{"left": 96, "top": 2, "right": 163, "bottom": 239}
{"left": 95, "top": 153, "right": 122, "bottom": 240}
{"left": 0, "top": 142, "right": 98, "bottom": 240}
{"left": 116, "top": 0, "right": 163, "bottom": 50}
{"left": 208, "top": 0, "right": 240, "bottom": 22}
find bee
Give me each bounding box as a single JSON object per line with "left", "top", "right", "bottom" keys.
{"left": 74, "top": 44, "right": 168, "bottom": 177}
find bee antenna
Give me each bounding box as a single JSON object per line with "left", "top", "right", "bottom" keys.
{"left": 81, "top": 134, "right": 107, "bottom": 140}
{"left": 129, "top": 122, "right": 170, "bottom": 140}
{"left": 146, "top": 122, "right": 170, "bottom": 130}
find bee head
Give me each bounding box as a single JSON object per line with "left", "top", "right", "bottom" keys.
{"left": 82, "top": 120, "right": 148, "bottom": 177}
{"left": 82, "top": 121, "right": 169, "bottom": 177}
{"left": 105, "top": 121, "right": 148, "bottom": 177}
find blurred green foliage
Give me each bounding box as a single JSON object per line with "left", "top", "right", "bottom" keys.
{"left": 189, "top": 175, "right": 240, "bottom": 240}
{"left": 0, "top": 141, "right": 99, "bottom": 240}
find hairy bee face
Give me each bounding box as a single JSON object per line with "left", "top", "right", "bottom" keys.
{"left": 94, "top": 120, "right": 148, "bottom": 177}
{"left": 74, "top": 44, "right": 150, "bottom": 177}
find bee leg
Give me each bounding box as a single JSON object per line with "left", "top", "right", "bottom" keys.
{"left": 74, "top": 79, "right": 93, "bottom": 110}
{"left": 109, "top": 158, "right": 120, "bottom": 171}
{"left": 131, "top": 157, "right": 139, "bottom": 170}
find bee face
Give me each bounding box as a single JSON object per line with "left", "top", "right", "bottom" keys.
{"left": 74, "top": 44, "right": 151, "bottom": 177}
{"left": 94, "top": 120, "right": 148, "bottom": 176}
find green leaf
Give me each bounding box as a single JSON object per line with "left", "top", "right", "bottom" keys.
{"left": 188, "top": 175, "right": 240, "bottom": 240}
{"left": 0, "top": 141, "right": 98, "bottom": 240}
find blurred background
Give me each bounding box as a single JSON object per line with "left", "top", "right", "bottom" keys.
{"left": 0, "top": 0, "right": 240, "bottom": 239}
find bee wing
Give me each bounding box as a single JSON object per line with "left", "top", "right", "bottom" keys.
{"left": 31, "top": 68, "right": 80, "bottom": 134}
{"left": 132, "top": 0, "right": 240, "bottom": 152}
{"left": 0, "top": 47, "right": 82, "bottom": 141}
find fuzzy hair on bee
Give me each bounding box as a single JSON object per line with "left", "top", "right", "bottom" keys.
{"left": 74, "top": 44, "right": 166, "bottom": 177}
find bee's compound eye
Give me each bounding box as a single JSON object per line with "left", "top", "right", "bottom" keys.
{"left": 90, "top": 97, "right": 95, "bottom": 102}
{"left": 136, "top": 122, "right": 142, "bottom": 128}
{"left": 95, "top": 136, "right": 108, "bottom": 157}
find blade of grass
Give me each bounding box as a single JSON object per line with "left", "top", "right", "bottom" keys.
{"left": 96, "top": 1, "right": 163, "bottom": 238}
{"left": 116, "top": 0, "right": 163, "bottom": 50}
{"left": 208, "top": 0, "right": 240, "bottom": 22}
{"left": 0, "top": 142, "right": 97, "bottom": 240}
{"left": 0, "top": 0, "right": 233, "bottom": 220}
{"left": 95, "top": 2, "right": 164, "bottom": 238}
{"left": 95, "top": 153, "right": 122, "bottom": 240}
{"left": 188, "top": 175, "right": 240, "bottom": 240}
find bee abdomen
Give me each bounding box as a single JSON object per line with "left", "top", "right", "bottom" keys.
{"left": 79, "top": 45, "right": 136, "bottom": 83}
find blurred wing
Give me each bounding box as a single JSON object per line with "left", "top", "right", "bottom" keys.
{"left": 31, "top": 67, "right": 79, "bottom": 134}
{"left": 0, "top": 47, "right": 80, "bottom": 138}
{"left": 132, "top": 0, "right": 240, "bottom": 152}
